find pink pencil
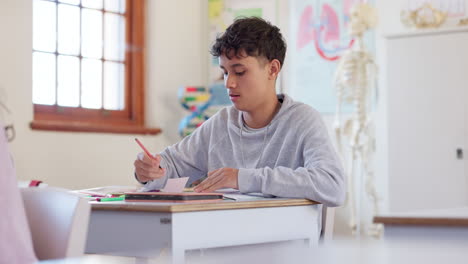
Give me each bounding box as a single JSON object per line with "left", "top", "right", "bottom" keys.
{"left": 135, "top": 138, "right": 157, "bottom": 160}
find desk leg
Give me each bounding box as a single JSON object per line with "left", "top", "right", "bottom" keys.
{"left": 304, "top": 237, "right": 319, "bottom": 248}
{"left": 171, "top": 248, "right": 185, "bottom": 264}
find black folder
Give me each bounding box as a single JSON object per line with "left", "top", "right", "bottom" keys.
{"left": 125, "top": 192, "right": 223, "bottom": 202}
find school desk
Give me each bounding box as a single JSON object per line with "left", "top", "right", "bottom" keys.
{"left": 374, "top": 207, "right": 468, "bottom": 241}
{"left": 85, "top": 198, "right": 320, "bottom": 263}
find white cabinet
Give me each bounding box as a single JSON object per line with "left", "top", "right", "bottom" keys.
{"left": 383, "top": 29, "right": 468, "bottom": 211}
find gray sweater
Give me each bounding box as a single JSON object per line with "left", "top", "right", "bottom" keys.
{"left": 143, "top": 94, "right": 345, "bottom": 207}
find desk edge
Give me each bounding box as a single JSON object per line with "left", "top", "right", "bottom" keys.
{"left": 91, "top": 199, "right": 319, "bottom": 213}
{"left": 373, "top": 216, "right": 468, "bottom": 227}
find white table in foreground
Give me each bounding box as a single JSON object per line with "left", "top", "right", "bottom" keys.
{"left": 374, "top": 207, "right": 468, "bottom": 241}
{"left": 85, "top": 198, "right": 320, "bottom": 263}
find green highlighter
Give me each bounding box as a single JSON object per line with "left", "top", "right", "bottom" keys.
{"left": 97, "top": 195, "right": 125, "bottom": 202}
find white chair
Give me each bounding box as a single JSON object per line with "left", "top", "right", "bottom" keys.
{"left": 21, "top": 187, "right": 91, "bottom": 260}
{"left": 0, "top": 124, "right": 37, "bottom": 264}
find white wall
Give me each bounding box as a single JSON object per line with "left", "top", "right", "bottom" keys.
{"left": 0, "top": 0, "right": 207, "bottom": 189}
{"left": 375, "top": 0, "right": 468, "bottom": 212}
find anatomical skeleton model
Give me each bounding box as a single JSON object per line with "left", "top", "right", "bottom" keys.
{"left": 333, "top": 3, "right": 381, "bottom": 237}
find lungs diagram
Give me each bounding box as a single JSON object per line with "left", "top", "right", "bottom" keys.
{"left": 296, "top": 0, "right": 358, "bottom": 61}
{"left": 289, "top": 0, "right": 372, "bottom": 113}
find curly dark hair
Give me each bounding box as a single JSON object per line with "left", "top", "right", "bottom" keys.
{"left": 210, "top": 17, "right": 287, "bottom": 67}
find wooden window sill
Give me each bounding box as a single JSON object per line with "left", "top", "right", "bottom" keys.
{"left": 30, "top": 120, "right": 162, "bottom": 135}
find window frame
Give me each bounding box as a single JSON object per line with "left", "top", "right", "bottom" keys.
{"left": 30, "top": 0, "right": 160, "bottom": 135}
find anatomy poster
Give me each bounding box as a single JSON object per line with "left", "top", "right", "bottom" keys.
{"left": 288, "top": 0, "right": 374, "bottom": 113}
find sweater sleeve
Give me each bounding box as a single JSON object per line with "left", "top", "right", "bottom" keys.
{"left": 237, "top": 112, "right": 346, "bottom": 207}
{"left": 142, "top": 117, "right": 215, "bottom": 191}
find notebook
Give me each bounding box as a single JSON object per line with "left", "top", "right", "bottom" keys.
{"left": 124, "top": 192, "right": 223, "bottom": 203}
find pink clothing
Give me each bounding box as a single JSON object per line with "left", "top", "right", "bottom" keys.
{"left": 0, "top": 123, "right": 37, "bottom": 264}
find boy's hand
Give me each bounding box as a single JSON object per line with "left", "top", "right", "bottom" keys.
{"left": 194, "top": 168, "right": 239, "bottom": 193}
{"left": 134, "top": 153, "right": 166, "bottom": 182}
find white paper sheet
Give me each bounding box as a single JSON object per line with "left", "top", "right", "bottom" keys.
{"left": 161, "top": 177, "right": 189, "bottom": 193}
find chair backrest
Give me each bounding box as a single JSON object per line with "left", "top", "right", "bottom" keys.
{"left": 320, "top": 206, "right": 336, "bottom": 243}
{"left": 0, "top": 123, "right": 37, "bottom": 264}
{"left": 21, "top": 187, "right": 91, "bottom": 260}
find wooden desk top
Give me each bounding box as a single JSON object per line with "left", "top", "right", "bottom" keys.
{"left": 91, "top": 198, "right": 318, "bottom": 213}
{"left": 374, "top": 207, "right": 468, "bottom": 227}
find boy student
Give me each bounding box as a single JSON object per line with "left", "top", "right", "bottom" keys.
{"left": 134, "top": 17, "right": 345, "bottom": 207}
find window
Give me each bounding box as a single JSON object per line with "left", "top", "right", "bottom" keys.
{"left": 31, "top": 0, "right": 160, "bottom": 134}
